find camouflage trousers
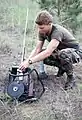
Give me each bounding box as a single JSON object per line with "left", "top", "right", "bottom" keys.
{"left": 43, "top": 48, "right": 81, "bottom": 76}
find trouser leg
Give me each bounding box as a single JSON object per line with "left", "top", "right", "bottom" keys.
{"left": 58, "top": 48, "right": 80, "bottom": 90}
{"left": 58, "top": 50, "right": 73, "bottom": 75}
{"left": 43, "top": 48, "right": 80, "bottom": 89}
{"left": 43, "top": 52, "right": 65, "bottom": 76}
{"left": 38, "top": 48, "right": 80, "bottom": 86}
{"left": 58, "top": 48, "right": 80, "bottom": 75}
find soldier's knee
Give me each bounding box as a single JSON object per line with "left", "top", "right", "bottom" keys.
{"left": 58, "top": 50, "right": 72, "bottom": 64}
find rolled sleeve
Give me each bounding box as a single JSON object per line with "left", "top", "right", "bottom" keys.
{"left": 51, "top": 30, "right": 63, "bottom": 42}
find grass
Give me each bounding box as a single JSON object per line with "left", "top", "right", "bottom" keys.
{"left": 0, "top": 1, "right": 82, "bottom": 120}
{"left": 0, "top": 0, "right": 40, "bottom": 55}
{"left": 78, "top": 84, "right": 82, "bottom": 90}
{"left": 77, "top": 83, "right": 82, "bottom": 96}
{"left": 0, "top": 0, "right": 39, "bottom": 29}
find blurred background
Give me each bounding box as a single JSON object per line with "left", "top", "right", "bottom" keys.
{"left": 0, "top": 1, "right": 82, "bottom": 120}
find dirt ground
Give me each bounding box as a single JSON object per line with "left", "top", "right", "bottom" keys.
{"left": 0, "top": 26, "right": 82, "bottom": 120}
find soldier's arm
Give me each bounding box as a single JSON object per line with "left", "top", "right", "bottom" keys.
{"left": 28, "top": 40, "right": 44, "bottom": 59}
{"left": 19, "top": 39, "right": 59, "bottom": 71}
{"left": 30, "top": 39, "right": 59, "bottom": 63}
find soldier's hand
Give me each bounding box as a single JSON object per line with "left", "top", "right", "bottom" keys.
{"left": 19, "top": 60, "right": 29, "bottom": 71}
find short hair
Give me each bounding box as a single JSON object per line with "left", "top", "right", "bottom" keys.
{"left": 35, "top": 10, "right": 53, "bottom": 25}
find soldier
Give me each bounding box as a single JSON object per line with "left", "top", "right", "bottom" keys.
{"left": 19, "top": 10, "right": 81, "bottom": 90}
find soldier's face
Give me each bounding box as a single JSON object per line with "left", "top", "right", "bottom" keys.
{"left": 37, "top": 24, "right": 51, "bottom": 34}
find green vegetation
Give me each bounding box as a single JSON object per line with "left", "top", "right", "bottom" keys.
{"left": 0, "top": 0, "right": 39, "bottom": 29}
{"left": 0, "top": 0, "right": 82, "bottom": 43}
{"left": 37, "top": 0, "right": 82, "bottom": 35}
{"left": 0, "top": 0, "right": 40, "bottom": 53}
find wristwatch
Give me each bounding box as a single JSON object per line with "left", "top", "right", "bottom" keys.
{"left": 28, "top": 59, "right": 32, "bottom": 64}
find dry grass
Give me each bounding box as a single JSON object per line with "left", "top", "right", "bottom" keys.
{"left": 0, "top": 81, "right": 81, "bottom": 120}
{"left": 0, "top": 0, "right": 82, "bottom": 120}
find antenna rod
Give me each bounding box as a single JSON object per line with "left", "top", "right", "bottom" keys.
{"left": 21, "top": 8, "right": 29, "bottom": 62}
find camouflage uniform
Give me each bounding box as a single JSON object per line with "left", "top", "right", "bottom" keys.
{"left": 43, "top": 48, "right": 81, "bottom": 89}
{"left": 44, "top": 48, "right": 80, "bottom": 75}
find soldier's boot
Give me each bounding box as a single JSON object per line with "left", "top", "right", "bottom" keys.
{"left": 39, "top": 72, "right": 48, "bottom": 80}
{"left": 56, "top": 68, "right": 65, "bottom": 77}
{"left": 64, "top": 74, "right": 76, "bottom": 90}
{"left": 38, "top": 61, "right": 48, "bottom": 80}
{"left": 63, "top": 62, "right": 76, "bottom": 90}
{"left": 58, "top": 50, "right": 76, "bottom": 90}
